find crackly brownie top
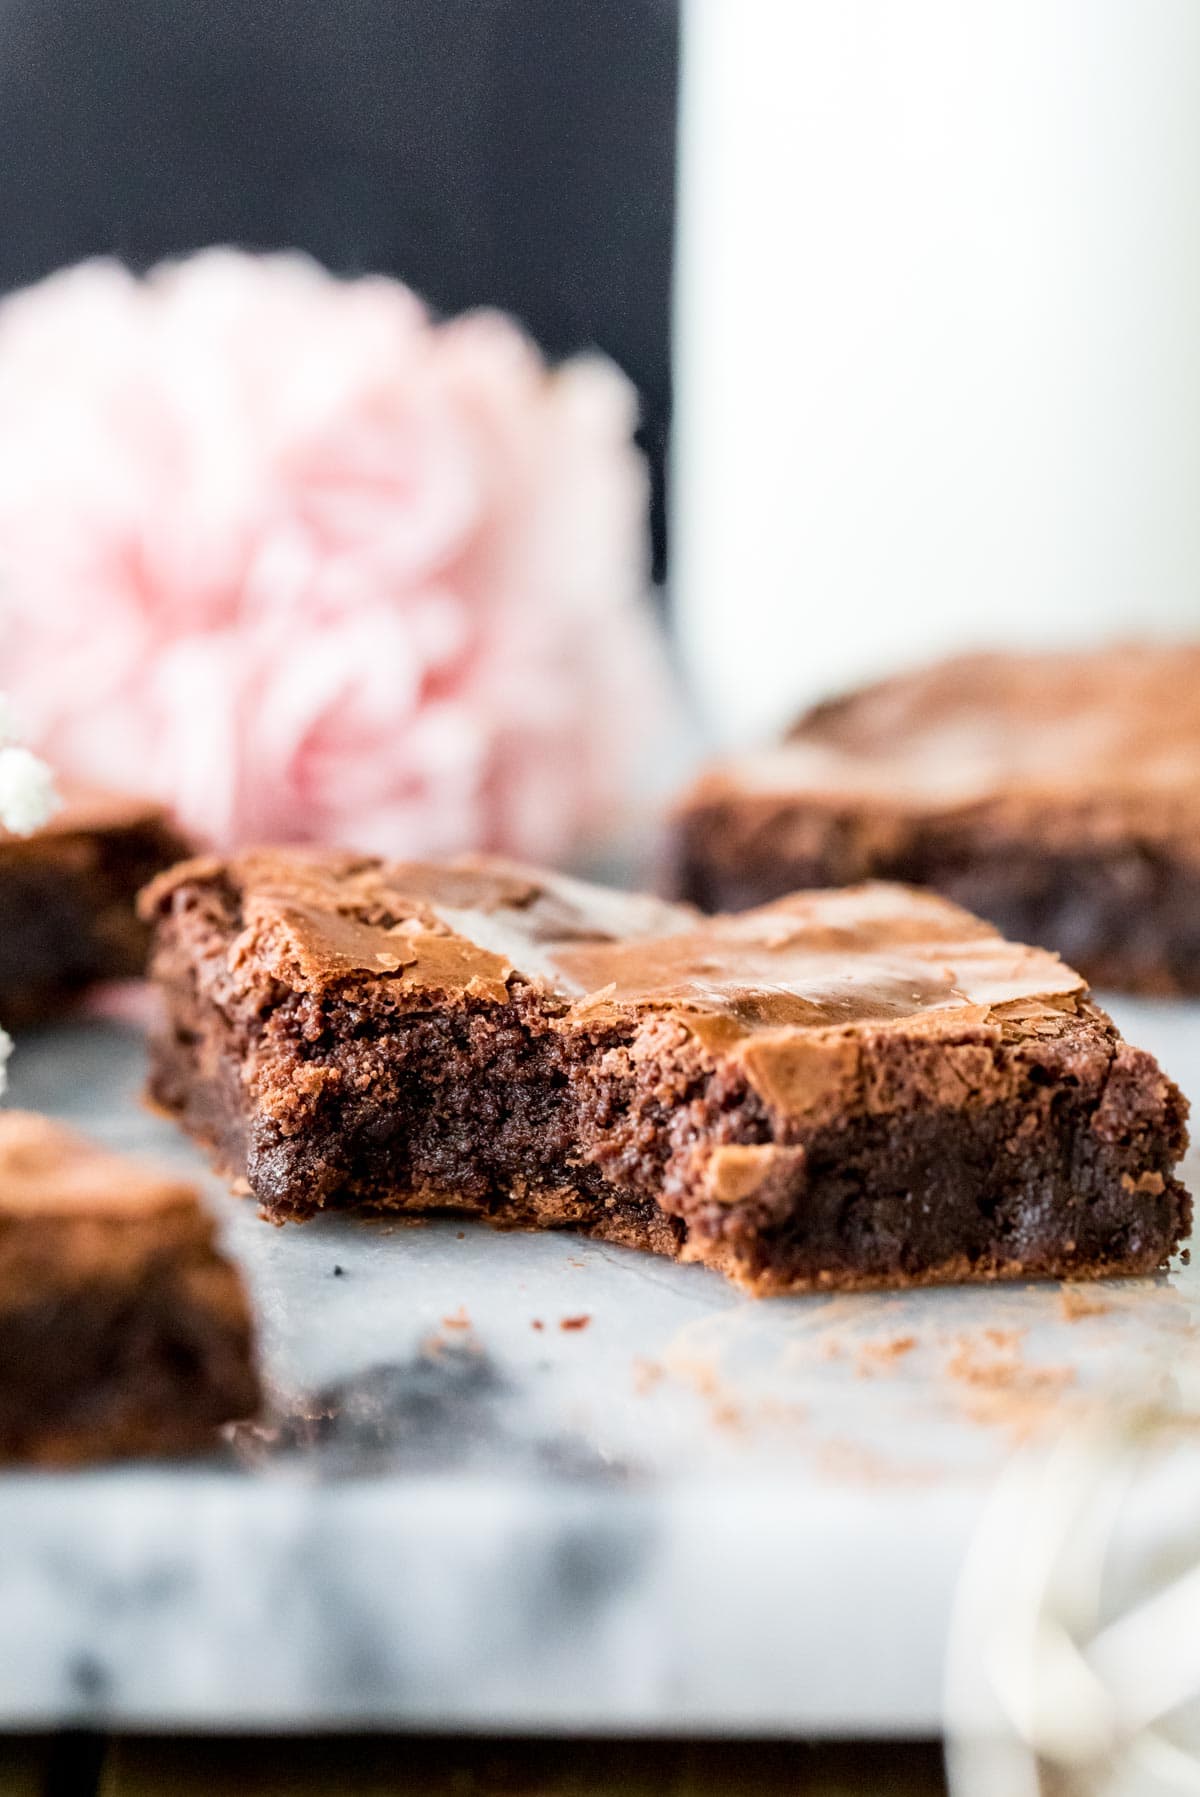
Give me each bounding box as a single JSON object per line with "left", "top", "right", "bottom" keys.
{"left": 683, "top": 645, "right": 1200, "bottom": 816}
{"left": 145, "top": 850, "right": 1088, "bottom": 1055}
{"left": 0, "top": 1111, "right": 200, "bottom": 1220}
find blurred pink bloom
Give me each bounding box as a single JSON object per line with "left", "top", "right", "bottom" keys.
{"left": 0, "top": 250, "right": 669, "bottom": 859}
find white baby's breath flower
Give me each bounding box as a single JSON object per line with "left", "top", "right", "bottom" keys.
{"left": 0, "top": 700, "right": 58, "bottom": 1096}
{"left": 0, "top": 741, "right": 58, "bottom": 836}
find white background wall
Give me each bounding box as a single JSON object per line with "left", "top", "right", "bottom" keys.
{"left": 673, "top": 1, "right": 1200, "bottom": 743}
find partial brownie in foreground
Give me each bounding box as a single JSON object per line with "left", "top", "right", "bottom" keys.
{"left": 0, "top": 786, "right": 190, "bottom": 1025}
{"left": 141, "top": 852, "right": 1190, "bottom": 1295}
{"left": 671, "top": 646, "right": 1200, "bottom": 994}
{"left": 0, "top": 1112, "right": 258, "bottom": 1463}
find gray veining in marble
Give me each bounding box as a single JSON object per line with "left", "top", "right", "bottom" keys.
{"left": 0, "top": 998, "right": 1197, "bottom": 1733}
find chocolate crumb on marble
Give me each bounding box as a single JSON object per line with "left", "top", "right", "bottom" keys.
{"left": 1058, "top": 1285, "right": 1113, "bottom": 1321}
{"left": 141, "top": 849, "right": 1190, "bottom": 1295}
{"left": 671, "top": 645, "right": 1200, "bottom": 994}
{"left": 0, "top": 1112, "right": 258, "bottom": 1463}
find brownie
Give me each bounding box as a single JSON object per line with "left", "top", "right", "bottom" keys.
{"left": 141, "top": 851, "right": 1190, "bottom": 1294}
{"left": 0, "top": 785, "right": 191, "bottom": 1026}
{"left": 0, "top": 1111, "right": 259, "bottom": 1463}
{"left": 670, "top": 646, "right": 1200, "bottom": 995}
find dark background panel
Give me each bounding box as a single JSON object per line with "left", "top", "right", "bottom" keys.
{"left": 0, "top": 0, "right": 678, "bottom": 575}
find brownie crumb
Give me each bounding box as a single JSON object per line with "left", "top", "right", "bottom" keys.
{"left": 944, "top": 1331, "right": 1076, "bottom": 1442}
{"left": 814, "top": 1439, "right": 943, "bottom": 1487}
{"left": 855, "top": 1334, "right": 918, "bottom": 1376}
{"left": 530, "top": 1319, "right": 544, "bottom": 1331}
{"left": 560, "top": 1315, "right": 591, "bottom": 1332}
{"left": 632, "top": 1357, "right": 664, "bottom": 1394}
{"left": 945, "top": 1335, "right": 1031, "bottom": 1387}
{"left": 1059, "top": 1284, "right": 1112, "bottom": 1321}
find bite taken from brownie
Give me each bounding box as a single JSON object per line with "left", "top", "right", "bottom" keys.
{"left": 671, "top": 646, "right": 1200, "bottom": 995}
{"left": 0, "top": 1112, "right": 259, "bottom": 1463}
{"left": 141, "top": 852, "right": 1190, "bottom": 1295}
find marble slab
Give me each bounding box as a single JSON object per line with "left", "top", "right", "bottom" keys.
{"left": 0, "top": 998, "right": 1197, "bottom": 1735}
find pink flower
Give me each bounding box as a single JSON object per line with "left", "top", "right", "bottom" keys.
{"left": 0, "top": 250, "right": 670, "bottom": 860}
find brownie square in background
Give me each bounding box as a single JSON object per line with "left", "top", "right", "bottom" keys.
{"left": 0, "top": 786, "right": 190, "bottom": 1026}
{"left": 671, "top": 647, "right": 1200, "bottom": 996}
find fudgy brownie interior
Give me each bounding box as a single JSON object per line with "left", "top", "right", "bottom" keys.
{"left": 143, "top": 854, "right": 1191, "bottom": 1294}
